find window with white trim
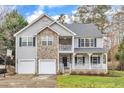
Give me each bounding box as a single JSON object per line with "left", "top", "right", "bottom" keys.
{"left": 21, "top": 37, "right": 33, "bottom": 46}
{"left": 21, "top": 37, "right": 27, "bottom": 46}
{"left": 41, "top": 36, "right": 53, "bottom": 46}
{"left": 76, "top": 55, "right": 85, "bottom": 65}
{"left": 28, "top": 37, "right": 33, "bottom": 46}
{"left": 91, "top": 56, "right": 100, "bottom": 64}
{"left": 80, "top": 39, "right": 85, "bottom": 47}
{"left": 85, "top": 39, "right": 90, "bottom": 47}
{"left": 80, "top": 38, "right": 95, "bottom": 47}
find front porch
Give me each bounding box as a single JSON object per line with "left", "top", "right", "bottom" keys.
{"left": 59, "top": 53, "right": 107, "bottom": 74}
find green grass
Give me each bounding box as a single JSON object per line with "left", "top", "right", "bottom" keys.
{"left": 57, "top": 70, "right": 124, "bottom": 88}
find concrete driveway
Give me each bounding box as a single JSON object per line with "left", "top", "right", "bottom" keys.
{"left": 0, "top": 74, "right": 56, "bottom": 88}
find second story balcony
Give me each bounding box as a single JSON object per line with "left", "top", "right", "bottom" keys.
{"left": 59, "top": 36, "right": 73, "bottom": 52}
{"left": 59, "top": 44, "right": 72, "bottom": 51}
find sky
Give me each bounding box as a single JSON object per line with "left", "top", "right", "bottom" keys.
{"left": 15, "top": 5, "right": 78, "bottom": 23}
{"left": 6, "top": 5, "right": 121, "bottom": 23}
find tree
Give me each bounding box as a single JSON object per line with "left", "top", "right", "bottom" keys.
{"left": 57, "top": 14, "right": 66, "bottom": 24}
{"left": 112, "top": 12, "right": 124, "bottom": 45}
{"left": 73, "top": 5, "right": 112, "bottom": 32}
{"left": 0, "top": 6, "right": 15, "bottom": 54}
{"left": 115, "top": 38, "right": 124, "bottom": 70}
{"left": 0, "top": 10, "right": 28, "bottom": 55}
{"left": 73, "top": 5, "right": 89, "bottom": 23}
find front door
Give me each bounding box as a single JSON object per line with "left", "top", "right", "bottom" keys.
{"left": 63, "top": 57, "right": 67, "bottom": 68}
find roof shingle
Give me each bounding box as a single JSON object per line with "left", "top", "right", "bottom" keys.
{"left": 64, "top": 23, "right": 103, "bottom": 38}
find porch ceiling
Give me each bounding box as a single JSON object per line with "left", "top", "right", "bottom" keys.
{"left": 74, "top": 48, "right": 106, "bottom": 53}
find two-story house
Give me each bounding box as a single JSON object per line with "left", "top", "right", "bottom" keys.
{"left": 14, "top": 14, "right": 107, "bottom": 75}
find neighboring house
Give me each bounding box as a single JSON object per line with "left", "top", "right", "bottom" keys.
{"left": 14, "top": 14, "right": 108, "bottom": 75}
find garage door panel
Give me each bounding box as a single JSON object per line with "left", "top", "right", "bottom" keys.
{"left": 18, "top": 59, "right": 35, "bottom": 74}
{"left": 39, "top": 59, "right": 56, "bottom": 74}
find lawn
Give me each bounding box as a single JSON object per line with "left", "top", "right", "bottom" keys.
{"left": 57, "top": 70, "right": 124, "bottom": 88}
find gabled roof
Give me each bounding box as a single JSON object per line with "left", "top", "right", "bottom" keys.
{"left": 49, "top": 22, "right": 76, "bottom": 35}
{"left": 14, "top": 14, "right": 76, "bottom": 37}
{"left": 14, "top": 14, "right": 54, "bottom": 37}
{"left": 35, "top": 26, "right": 60, "bottom": 35}
{"left": 64, "top": 23, "right": 103, "bottom": 38}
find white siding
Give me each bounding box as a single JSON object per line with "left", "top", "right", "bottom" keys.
{"left": 50, "top": 23, "right": 73, "bottom": 36}
{"left": 17, "top": 16, "right": 53, "bottom": 36}
{"left": 74, "top": 38, "right": 78, "bottom": 48}
{"left": 96, "top": 38, "right": 103, "bottom": 48}
{"left": 16, "top": 37, "right": 37, "bottom": 59}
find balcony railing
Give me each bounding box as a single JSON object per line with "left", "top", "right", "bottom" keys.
{"left": 59, "top": 44, "right": 72, "bottom": 51}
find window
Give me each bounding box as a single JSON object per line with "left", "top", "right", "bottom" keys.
{"left": 76, "top": 55, "right": 85, "bottom": 65}
{"left": 20, "top": 37, "right": 34, "bottom": 47}
{"left": 42, "top": 37, "right": 47, "bottom": 45}
{"left": 48, "top": 36, "right": 53, "bottom": 45}
{"left": 28, "top": 37, "right": 33, "bottom": 46}
{"left": 79, "top": 38, "right": 95, "bottom": 47}
{"left": 91, "top": 56, "right": 100, "bottom": 64}
{"left": 85, "top": 39, "right": 90, "bottom": 47}
{"left": 41, "top": 36, "right": 53, "bottom": 46}
{"left": 90, "top": 39, "right": 94, "bottom": 47}
{"left": 21, "top": 37, "right": 27, "bottom": 46}
{"left": 80, "top": 39, "right": 84, "bottom": 47}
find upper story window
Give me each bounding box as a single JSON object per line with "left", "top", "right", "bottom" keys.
{"left": 41, "top": 36, "right": 53, "bottom": 46}
{"left": 85, "top": 39, "right": 90, "bottom": 47}
{"left": 79, "top": 38, "right": 96, "bottom": 48}
{"left": 19, "top": 37, "right": 35, "bottom": 47}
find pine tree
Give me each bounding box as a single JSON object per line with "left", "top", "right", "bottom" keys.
{"left": 0, "top": 10, "right": 28, "bottom": 55}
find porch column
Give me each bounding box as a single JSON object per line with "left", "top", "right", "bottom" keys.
{"left": 72, "top": 36, "right": 74, "bottom": 52}
{"left": 88, "top": 53, "right": 92, "bottom": 69}
{"left": 101, "top": 54, "right": 104, "bottom": 69}
{"left": 105, "top": 53, "right": 108, "bottom": 70}
{"left": 72, "top": 53, "right": 75, "bottom": 70}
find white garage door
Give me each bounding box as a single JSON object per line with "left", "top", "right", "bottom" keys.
{"left": 38, "top": 59, "right": 56, "bottom": 74}
{"left": 18, "top": 59, "right": 35, "bottom": 74}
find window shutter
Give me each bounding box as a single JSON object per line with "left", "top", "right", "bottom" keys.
{"left": 33, "top": 37, "right": 35, "bottom": 46}
{"left": 78, "top": 39, "right": 80, "bottom": 47}
{"left": 83, "top": 56, "right": 85, "bottom": 64}
{"left": 19, "top": 37, "right": 22, "bottom": 47}
{"left": 95, "top": 38, "right": 96, "bottom": 47}
{"left": 75, "top": 57, "right": 77, "bottom": 64}
{"left": 98, "top": 56, "right": 100, "bottom": 64}
{"left": 91, "top": 56, "right": 92, "bottom": 64}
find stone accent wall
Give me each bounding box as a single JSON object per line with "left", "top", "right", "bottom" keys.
{"left": 37, "top": 28, "right": 59, "bottom": 61}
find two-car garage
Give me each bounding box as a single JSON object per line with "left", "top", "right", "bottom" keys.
{"left": 17, "top": 59, "right": 56, "bottom": 74}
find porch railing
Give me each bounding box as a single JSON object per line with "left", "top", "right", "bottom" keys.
{"left": 75, "top": 64, "right": 107, "bottom": 69}
{"left": 59, "top": 44, "right": 72, "bottom": 51}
